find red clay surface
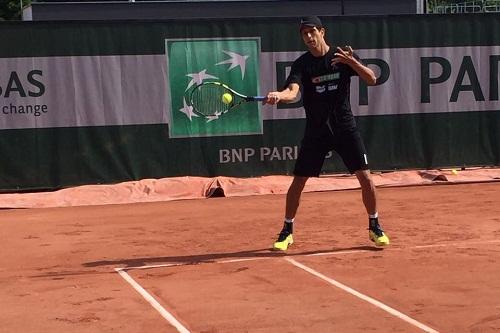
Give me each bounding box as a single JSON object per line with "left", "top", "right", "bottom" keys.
{"left": 1, "top": 182, "right": 500, "bottom": 332}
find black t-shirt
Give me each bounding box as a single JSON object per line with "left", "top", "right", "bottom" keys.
{"left": 285, "top": 47, "right": 360, "bottom": 139}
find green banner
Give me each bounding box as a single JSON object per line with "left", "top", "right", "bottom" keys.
{"left": 166, "top": 38, "right": 262, "bottom": 138}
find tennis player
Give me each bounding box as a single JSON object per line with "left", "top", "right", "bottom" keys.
{"left": 265, "top": 16, "right": 389, "bottom": 250}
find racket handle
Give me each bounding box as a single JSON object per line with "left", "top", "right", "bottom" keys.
{"left": 247, "top": 96, "right": 266, "bottom": 101}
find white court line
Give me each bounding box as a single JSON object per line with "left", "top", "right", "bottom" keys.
{"left": 286, "top": 258, "right": 440, "bottom": 333}
{"left": 218, "top": 256, "right": 275, "bottom": 264}
{"left": 114, "top": 238, "right": 499, "bottom": 332}
{"left": 119, "top": 262, "right": 192, "bottom": 271}
{"left": 115, "top": 268, "right": 191, "bottom": 333}
{"left": 305, "top": 249, "right": 383, "bottom": 257}
{"left": 119, "top": 238, "right": 500, "bottom": 271}
{"left": 413, "top": 239, "right": 500, "bottom": 249}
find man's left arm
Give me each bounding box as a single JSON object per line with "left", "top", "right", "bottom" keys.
{"left": 332, "top": 46, "right": 377, "bottom": 86}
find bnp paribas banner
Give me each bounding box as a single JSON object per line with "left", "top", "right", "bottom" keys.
{"left": 165, "top": 38, "right": 262, "bottom": 138}
{"left": 1, "top": 47, "right": 499, "bottom": 129}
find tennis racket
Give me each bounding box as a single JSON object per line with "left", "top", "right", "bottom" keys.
{"left": 189, "top": 81, "right": 265, "bottom": 118}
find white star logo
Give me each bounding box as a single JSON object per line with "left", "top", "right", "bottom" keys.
{"left": 205, "top": 111, "right": 223, "bottom": 122}
{"left": 178, "top": 98, "right": 199, "bottom": 121}
{"left": 216, "top": 50, "right": 249, "bottom": 79}
{"left": 185, "top": 69, "right": 218, "bottom": 91}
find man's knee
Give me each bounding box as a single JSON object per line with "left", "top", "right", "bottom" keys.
{"left": 355, "top": 170, "right": 374, "bottom": 187}
{"left": 289, "top": 176, "right": 308, "bottom": 192}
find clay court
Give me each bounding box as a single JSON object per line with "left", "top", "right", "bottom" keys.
{"left": 1, "top": 172, "right": 500, "bottom": 333}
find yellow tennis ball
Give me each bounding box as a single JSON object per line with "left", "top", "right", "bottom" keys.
{"left": 451, "top": 169, "right": 458, "bottom": 175}
{"left": 222, "top": 93, "right": 232, "bottom": 105}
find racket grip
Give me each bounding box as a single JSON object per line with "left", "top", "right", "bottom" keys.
{"left": 249, "top": 96, "right": 266, "bottom": 101}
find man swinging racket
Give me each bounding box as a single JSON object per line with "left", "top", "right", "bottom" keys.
{"left": 264, "top": 16, "right": 389, "bottom": 251}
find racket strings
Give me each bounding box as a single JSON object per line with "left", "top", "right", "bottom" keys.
{"left": 190, "top": 85, "right": 230, "bottom": 117}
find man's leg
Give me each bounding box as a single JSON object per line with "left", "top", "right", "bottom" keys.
{"left": 286, "top": 176, "right": 309, "bottom": 219}
{"left": 273, "top": 176, "right": 309, "bottom": 251}
{"left": 355, "top": 169, "right": 390, "bottom": 246}
{"left": 355, "top": 169, "right": 377, "bottom": 215}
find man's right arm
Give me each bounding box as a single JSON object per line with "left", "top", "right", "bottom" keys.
{"left": 265, "top": 83, "right": 300, "bottom": 105}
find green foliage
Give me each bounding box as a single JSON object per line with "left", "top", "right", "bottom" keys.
{"left": 0, "top": 0, "right": 31, "bottom": 21}
{"left": 427, "top": 0, "right": 482, "bottom": 12}
{"left": 427, "top": 0, "right": 457, "bottom": 12}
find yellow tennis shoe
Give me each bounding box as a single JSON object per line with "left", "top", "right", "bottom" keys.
{"left": 273, "top": 232, "right": 293, "bottom": 251}
{"left": 368, "top": 219, "right": 390, "bottom": 246}
{"left": 369, "top": 229, "right": 390, "bottom": 246}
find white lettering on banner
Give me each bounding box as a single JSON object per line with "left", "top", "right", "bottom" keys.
{"left": 219, "top": 148, "right": 256, "bottom": 163}
{"left": 260, "top": 146, "right": 299, "bottom": 161}
{"left": 219, "top": 146, "right": 301, "bottom": 163}
{"left": 219, "top": 146, "right": 334, "bottom": 163}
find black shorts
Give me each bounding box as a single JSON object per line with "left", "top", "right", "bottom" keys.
{"left": 294, "top": 129, "right": 369, "bottom": 177}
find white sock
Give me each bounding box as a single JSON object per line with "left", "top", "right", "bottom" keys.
{"left": 285, "top": 217, "right": 294, "bottom": 223}
{"left": 369, "top": 212, "right": 378, "bottom": 219}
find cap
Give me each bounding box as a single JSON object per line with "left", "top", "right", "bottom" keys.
{"left": 299, "top": 16, "right": 323, "bottom": 30}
